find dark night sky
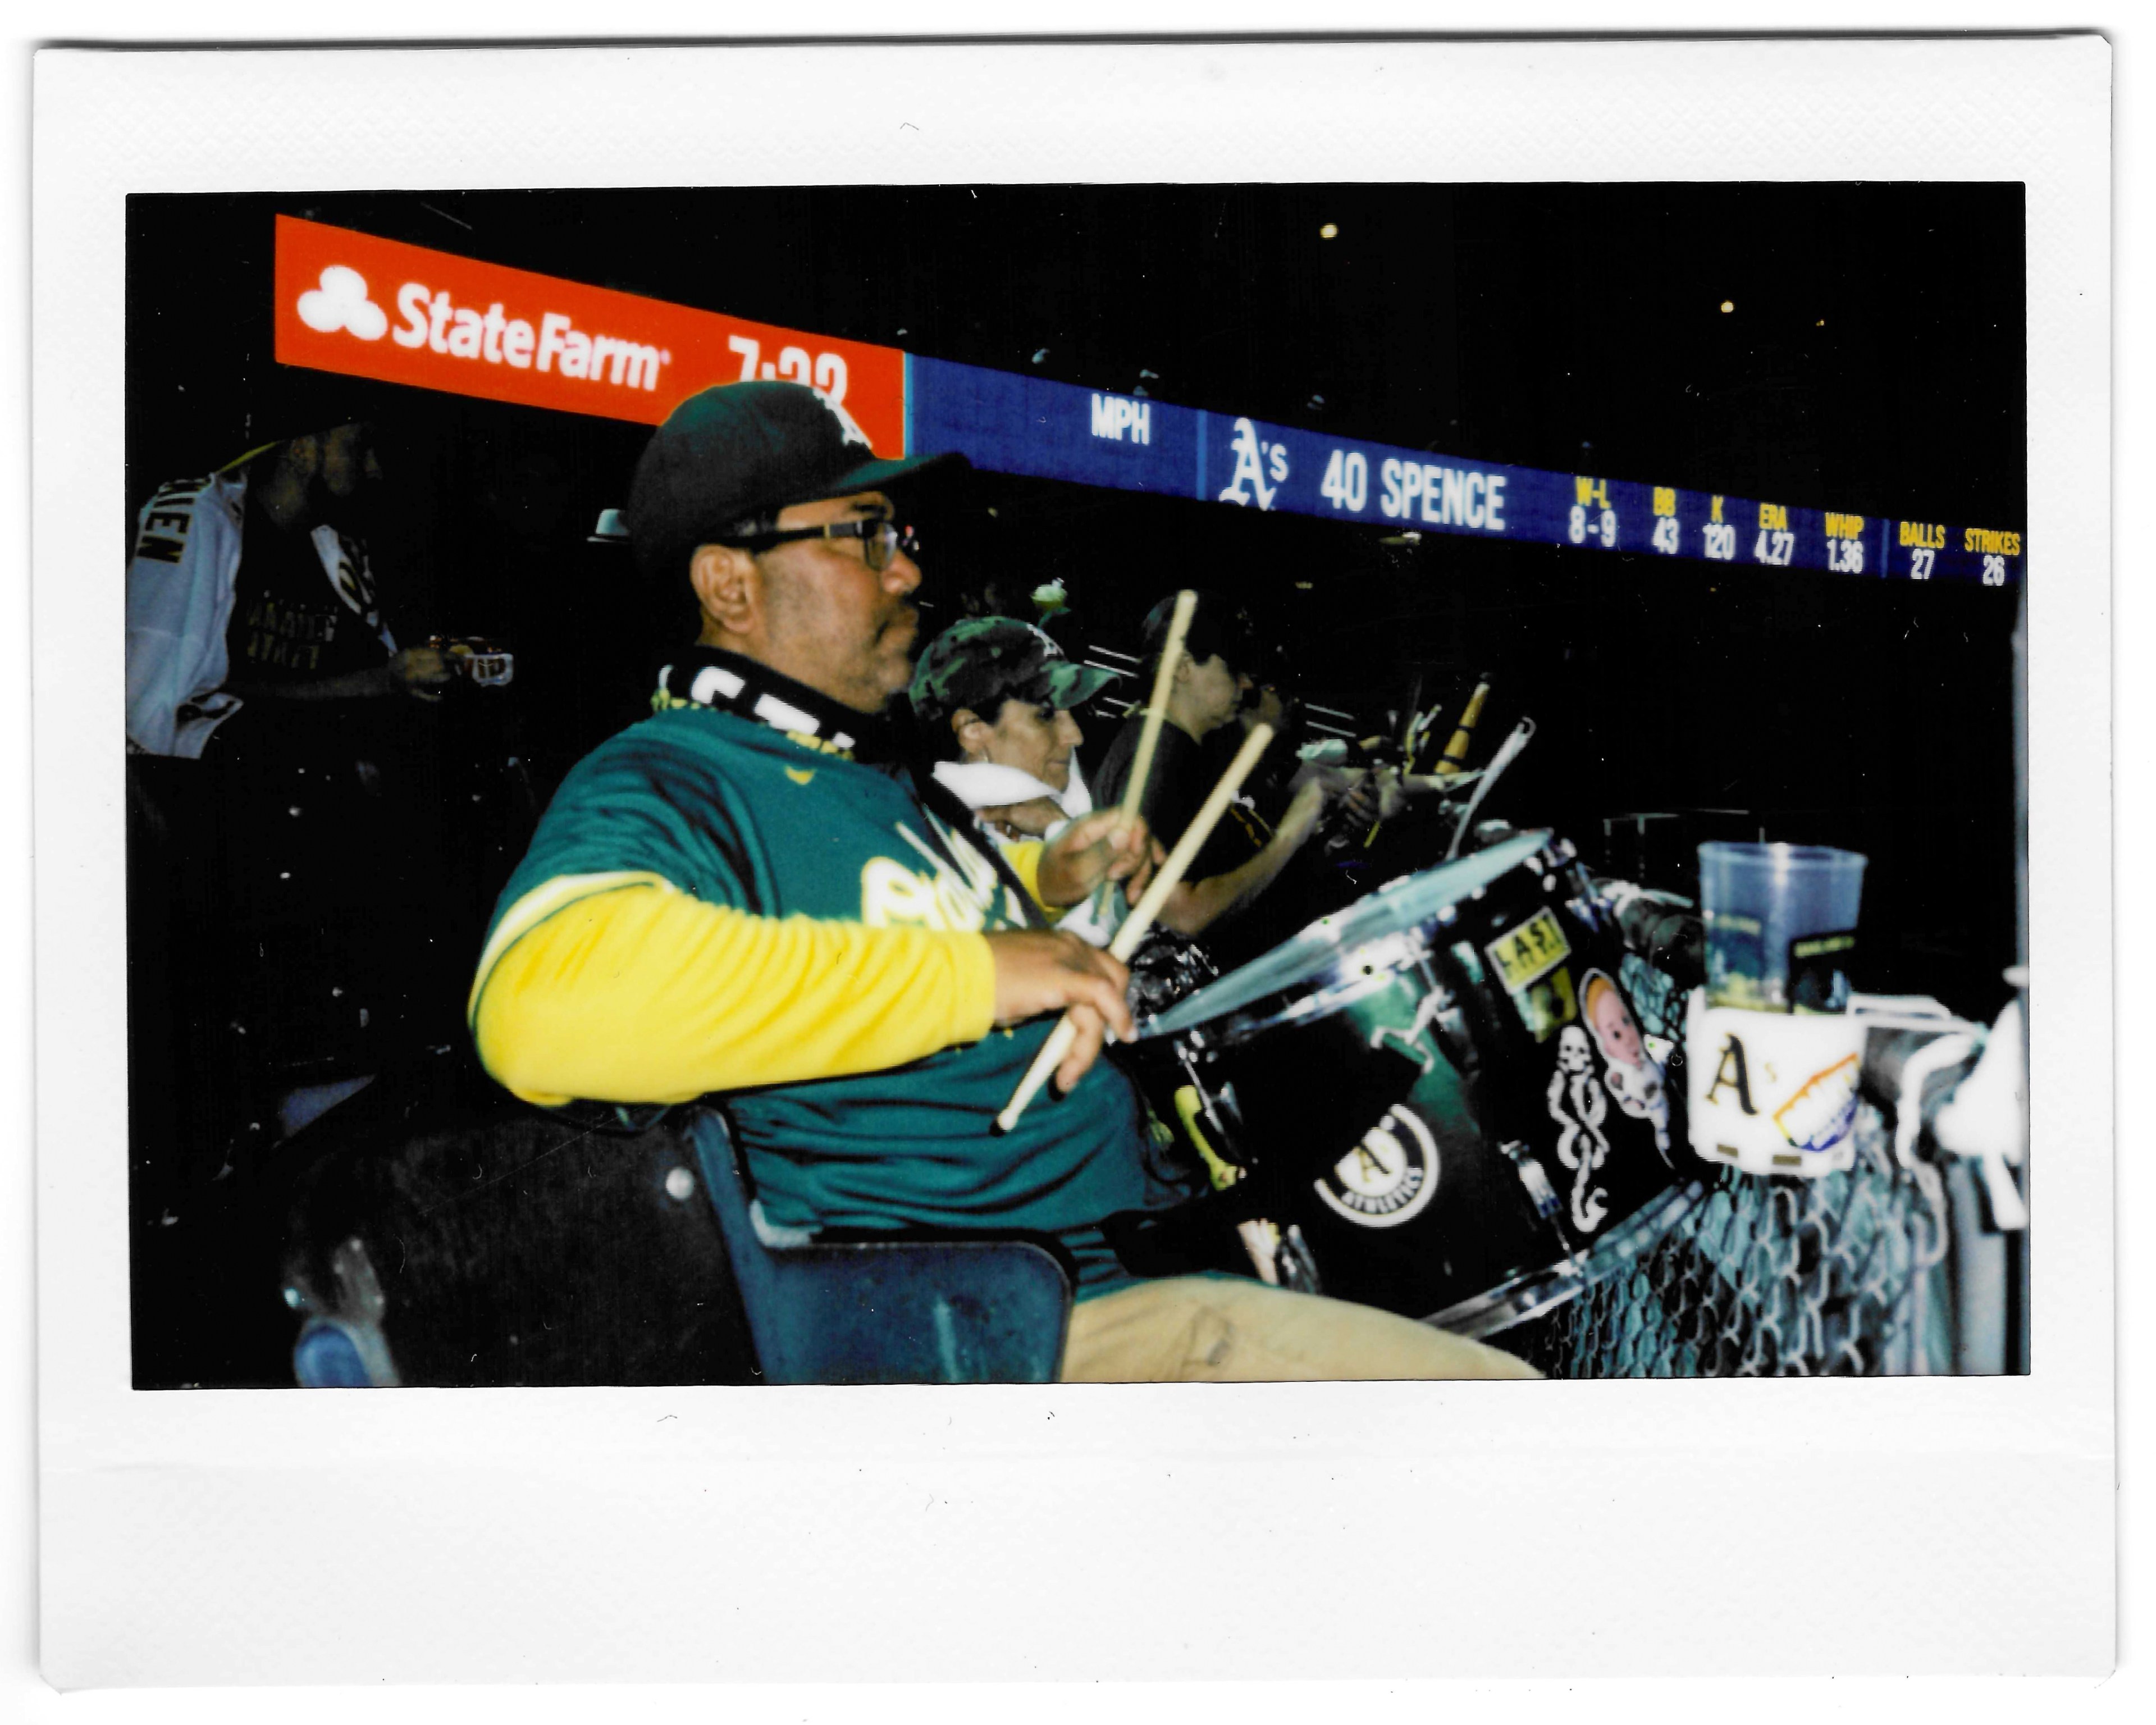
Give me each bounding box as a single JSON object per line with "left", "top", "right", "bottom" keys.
{"left": 127, "top": 182, "right": 2027, "bottom": 1012}
{"left": 131, "top": 182, "right": 2025, "bottom": 528}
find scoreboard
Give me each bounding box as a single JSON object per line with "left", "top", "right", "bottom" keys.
{"left": 273, "top": 218, "right": 2024, "bottom": 588}
{"left": 907, "top": 356, "right": 2023, "bottom": 587}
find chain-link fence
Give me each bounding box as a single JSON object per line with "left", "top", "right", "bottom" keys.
{"left": 1509, "top": 1104, "right": 1954, "bottom": 1377}
{"left": 1501, "top": 953, "right": 1958, "bottom": 1378}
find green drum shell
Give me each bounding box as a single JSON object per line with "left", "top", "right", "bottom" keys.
{"left": 1281, "top": 968, "right": 1576, "bottom": 1323}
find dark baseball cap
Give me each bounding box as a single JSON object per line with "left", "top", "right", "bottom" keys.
{"left": 910, "top": 616, "right": 1120, "bottom": 728}
{"left": 1140, "top": 588, "right": 1262, "bottom": 676}
{"left": 627, "top": 380, "right": 967, "bottom": 578}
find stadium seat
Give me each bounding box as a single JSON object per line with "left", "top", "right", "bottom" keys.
{"left": 683, "top": 1108, "right": 1072, "bottom": 1385}
{"left": 277, "top": 1070, "right": 1070, "bottom": 1387}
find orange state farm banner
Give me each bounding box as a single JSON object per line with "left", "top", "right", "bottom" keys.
{"left": 272, "top": 214, "right": 907, "bottom": 453}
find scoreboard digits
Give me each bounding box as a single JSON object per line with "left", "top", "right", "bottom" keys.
{"left": 903, "top": 355, "right": 2023, "bottom": 587}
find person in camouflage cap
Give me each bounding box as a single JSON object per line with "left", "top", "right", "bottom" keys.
{"left": 910, "top": 617, "right": 1119, "bottom": 828}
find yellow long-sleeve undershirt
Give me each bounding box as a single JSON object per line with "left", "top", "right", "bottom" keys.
{"left": 469, "top": 874, "right": 1000, "bottom": 1107}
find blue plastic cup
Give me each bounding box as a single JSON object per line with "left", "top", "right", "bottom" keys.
{"left": 1698, "top": 842, "right": 1867, "bottom": 1012}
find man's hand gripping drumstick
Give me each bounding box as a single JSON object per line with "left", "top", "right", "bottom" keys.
{"left": 996, "top": 721, "right": 1277, "bottom": 1131}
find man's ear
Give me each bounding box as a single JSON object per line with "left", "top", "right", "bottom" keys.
{"left": 688, "top": 542, "right": 762, "bottom": 641}
{"left": 1172, "top": 654, "right": 1196, "bottom": 684}
{"left": 950, "top": 708, "right": 991, "bottom": 760}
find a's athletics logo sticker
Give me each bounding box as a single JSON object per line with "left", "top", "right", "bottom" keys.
{"left": 1313, "top": 1105, "right": 1440, "bottom": 1229}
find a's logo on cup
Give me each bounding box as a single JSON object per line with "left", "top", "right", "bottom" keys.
{"left": 1685, "top": 992, "right": 1866, "bottom": 1178}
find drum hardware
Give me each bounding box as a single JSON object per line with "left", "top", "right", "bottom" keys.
{"left": 1171, "top": 1045, "right": 1248, "bottom": 1179}
{"left": 1498, "top": 1140, "right": 1565, "bottom": 1222}
{"left": 1163, "top": 1033, "right": 1337, "bottom": 1290}
{"left": 1276, "top": 1224, "right": 1322, "bottom": 1294}
{"left": 1164, "top": 1054, "right": 1333, "bottom": 1292}
{"left": 1219, "top": 1216, "right": 1323, "bottom": 1293}
{"left": 1445, "top": 717, "right": 1535, "bottom": 861}
{"left": 1238, "top": 1217, "right": 1283, "bottom": 1283}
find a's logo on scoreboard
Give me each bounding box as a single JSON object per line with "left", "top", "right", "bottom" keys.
{"left": 1218, "top": 417, "right": 1285, "bottom": 510}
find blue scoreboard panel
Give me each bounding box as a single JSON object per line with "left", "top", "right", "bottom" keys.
{"left": 906, "top": 355, "right": 2022, "bottom": 587}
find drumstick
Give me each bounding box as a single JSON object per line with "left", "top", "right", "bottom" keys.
{"left": 1118, "top": 588, "right": 1197, "bottom": 827}
{"left": 996, "top": 721, "right": 1275, "bottom": 1133}
{"left": 1436, "top": 675, "right": 1493, "bottom": 775}
{"left": 1074, "top": 587, "right": 1199, "bottom": 932}
{"left": 1399, "top": 771, "right": 1482, "bottom": 795}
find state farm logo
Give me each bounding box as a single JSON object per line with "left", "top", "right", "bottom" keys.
{"left": 298, "top": 266, "right": 389, "bottom": 340}
{"left": 293, "top": 263, "right": 671, "bottom": 393}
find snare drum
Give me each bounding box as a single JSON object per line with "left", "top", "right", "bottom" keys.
{"left": 1134, "top": 830, "right": 1698, "bottom": 1336}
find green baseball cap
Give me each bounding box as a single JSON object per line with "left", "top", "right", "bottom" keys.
{"left": 910, "top": 616, "right": 1120, "bottom": 728}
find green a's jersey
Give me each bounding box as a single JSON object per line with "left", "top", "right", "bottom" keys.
{"left": 485, "top": 702, "right": 1160, "bottom": 1295}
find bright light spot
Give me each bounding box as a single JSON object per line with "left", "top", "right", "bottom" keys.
{"left": 1319, "top": 223, "right": 1339, "bottom": 240}
{"left": 1815, "top": 318, "right": 1826, "bottom": 327}
{"left": 1720, "top": 300, "right": 1735, "bottom": 314}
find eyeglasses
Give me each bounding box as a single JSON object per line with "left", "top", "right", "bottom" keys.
{"left": 729, "top": 517, "right": 920, "bottom": 573}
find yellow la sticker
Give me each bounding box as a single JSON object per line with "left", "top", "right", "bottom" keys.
{"left": 785, "top": 767, "right": 816, "bottom": 786}
{"left": 1484, "top": 907, "right": 1571, "bottom": 993}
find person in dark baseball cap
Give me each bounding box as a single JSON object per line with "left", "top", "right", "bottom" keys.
{"left": 626, "top": 380, "right": 969, "bottom": 717}
{"left": 1136, "top": 587, "right": 1261, "bottom": 684}
{"left": 628, "top": 379, "right": 963, "bottom": 582}
{"left": 1094, "top": 587, "right": 1362, "bottom": 942}
{"left": 467, "top": 382, "right": 1537, "bottom": 1385}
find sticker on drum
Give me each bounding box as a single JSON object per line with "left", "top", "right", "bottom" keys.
{"left": 1312, "top": 1103, "right": 1441, "bottom": 1229}
{"left": 1580, "top": 967, "right": 1673, "bottom": 1157}
{"left": 1483, "top": 906, "right": 1571, "bottom": 992}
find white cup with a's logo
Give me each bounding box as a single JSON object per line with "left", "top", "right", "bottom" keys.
{"left": 1685, "top": 990, "right": 1865, "bottom": 1178}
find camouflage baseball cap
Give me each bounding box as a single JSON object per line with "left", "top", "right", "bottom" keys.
{"left": 910, "top": 616, "right": 1120, "bottom": 728}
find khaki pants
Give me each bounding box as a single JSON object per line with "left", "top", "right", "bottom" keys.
{"left": 1060, "top": 1276, "right": 1542, "bottom": 1382}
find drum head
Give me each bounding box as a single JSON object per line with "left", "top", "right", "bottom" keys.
{"left": 1141, "top": 830, "right": 1552, "bottom": 1042}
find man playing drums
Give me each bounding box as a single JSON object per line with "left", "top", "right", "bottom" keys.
{"left": 467, "top": 380, "right": 1536, "bottom": 1382}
